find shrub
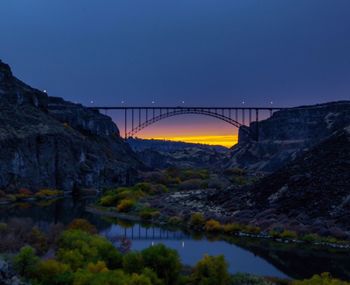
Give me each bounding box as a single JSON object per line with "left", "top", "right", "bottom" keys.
{"left": 190, "top": 255, "right": 230, "bottom": 285}
{"left": 293, "top": 272, "right": 350, "bottom": 285}
{"left": 139, "top": 207, "right": 160, "bottom": 220}
{"left": 189, "top": 213, "right": 205, "bottom": 229}
{"left": 0, "top": 222, "right": 8, "bottom": 232}
{"left": 13, "top": 246, "right": 39, "bottom": 278}
{"left": 135, "top": 182, "right": 152, "bottom": 193}
{"left": 18, "top": 188, "right": 33, "bottom": 196}
{"left": 0, "top": 189, "right": 6, "bottom": 197}
{"left": 130, "top": 273, "right": 152, "bottom": 285}
{"left": 35, "top": 259, "right": 73, "bottom": 285}
{"left": 87, "top": 261, "right": 109, "bottom": 273}
{"left": 231, "top": 273, "right": 272, "bottom": 285}
{"left": 57, "top": 230, "right": 122, "bottom": 270}
{"left": 99, "top": 194, "right": 118, "bottom": 206}
{"left": 302, "top": 233, "right": 320, "bottom": 243}
{"left": 73, "top": 269, "right": 131, "bottom": 285}
{"left": 117, "top": 199, "right": 135, "bottom": 212}
{"left": 179, "top": 169, "right": 210, "bottom": 180}
{"left": 68, "top": 219, "right": 97, "bottom": 234}
{"left": 222, "top": 223, "right": 242, "bottom": 234}
{"left": 205, "top": 219, "right": 222, "bottom": 232}
{"left": 269, "top": 230, "right": 281, "bottom": 239}
{"left": 231, "top": 176, "right": 248, "bottom": 186}
{"left": 243, "top": 225, "right": 261, "bottom": 235}
{"left": 280, "top": 230, "right": 298, "bottom": 239}
{"left": 29, "top": 227, "right": 48, "bottom": 254}
{"left": 123, "top": 252, "right": 144, "bottom": 274}
{"left": 141, "top": 268, "right": 164, "bottom": 285}
{"left": 223, "top": 168, "right": 246, "bottom": 176}
{"left": 35, "top": 189, "right": 62, "bottom": 198}
{"left": 142, "top": 244, "right": 181, "bottom": 285}
{"left": 140, "top": 211, "right": 153, "bottom": 220}
{"left": 168, "top": 216, "right": 182, "bottom": 225}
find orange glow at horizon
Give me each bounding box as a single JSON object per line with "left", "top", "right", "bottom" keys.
{"left": 141, "top": 134, "right": 238, "bottom": 148}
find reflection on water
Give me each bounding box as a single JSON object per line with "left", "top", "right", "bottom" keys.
{"left": 1, "top": 198, "right": 350, "bottom": 280}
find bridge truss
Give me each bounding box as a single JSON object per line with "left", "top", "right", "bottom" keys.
{"left": 89, "top": 106, "right": 284, "bottom": 141}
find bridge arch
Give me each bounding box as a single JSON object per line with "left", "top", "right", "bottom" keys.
{"left": 127, "top": 108, "right": 244, "bottom": 137}
{"left": 88, "top": 106, "right": 285, "bottom": 141}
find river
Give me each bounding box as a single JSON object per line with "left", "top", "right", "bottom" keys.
{"left": 1, "top": 197, "right": 350, "bottom": 280}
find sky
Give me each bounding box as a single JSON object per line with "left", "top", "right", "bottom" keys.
{"left": 0, "top": 0, "right": 349, "bottom": 147}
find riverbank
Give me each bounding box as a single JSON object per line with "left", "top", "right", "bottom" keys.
{"left": 87, "top": 203, "right": 350, "bottom": 251}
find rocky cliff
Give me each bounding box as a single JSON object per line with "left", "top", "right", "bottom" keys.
{"left": 0, "top": 60, "right": 141, "bottom": 192}
{"left": 228, "top": 101, "right": 350, "bottom": 172}
{"left": 221, "top": 126, "right": 350, "bottom": 237}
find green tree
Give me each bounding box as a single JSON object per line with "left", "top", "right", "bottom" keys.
{"left": 57, "top": 230, "right": 122, "bottom": 270}
{"left": 123, "top": 251, "right": 144, "bottom": 274}
{"left": 130, "top": 273, "right": 152, "bottom": 285}
{"left": 142, "top": 244, "right": 181, "bottom": 285}
{"left": 190, "top": 255, "right": 230, "bottom": 285}
{"left": 35, "top": 259, "right": 73, "bottom": 285}
{"left": 13, "top": 246, "right": 39, "bottom": 278}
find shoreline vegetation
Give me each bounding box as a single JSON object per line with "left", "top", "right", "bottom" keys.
{"left": 1, "top": 168, "right": 349, "bottom": 284}
{"left": 0, "top": 188, "right": 64, "bottom": 205}
{"left": 0, "top": 218, "right": 349, "bottom": 285}
{"left": 91, "top": 167, "right": 350, "bottom": 251}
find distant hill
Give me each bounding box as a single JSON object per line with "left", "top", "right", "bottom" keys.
{"left": 127, "top": 138, "right": 228, "bottom": 152}
{"left": 127, "top": 138, "right": 230, "bottom": 169}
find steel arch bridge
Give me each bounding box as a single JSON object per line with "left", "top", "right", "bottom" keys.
{"left": 89, "top": 106, "right": 285, "bottom": 141}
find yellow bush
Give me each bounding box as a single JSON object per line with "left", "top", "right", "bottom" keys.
{"left": 280, "top": 230, "right": 298, "bottom": 239}
{"left": 190, "top": 212, "right": 205, "bottom": 229}
{"left": 168, "top": 216, "right": 182, "bottom": 225}
{"left": 117, "top": 199, "right": 135, "bottom": 212}
{"left": 87, "top": 261, "right": 109, "bottom": 273}
{"left": 68, "top": 219, "right": 97, "bottom": 234}
{"left": 35, "top": 189, "right": 62, "bottom": 198}
{"left": 205, "top": 219, "right": 222, "bottom": 232}
{"left": 222, "top": 223, "right": 242, "bottom": 234}
{"left": 36, "top": 259, "right": 70, "bottom": 282}
{"left": 243, "top": 225, "right": 261, "bottom": 234}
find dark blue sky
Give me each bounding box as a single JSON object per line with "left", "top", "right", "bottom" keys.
{"left": 1, "top": 1, "right": 350, "bottom": 145}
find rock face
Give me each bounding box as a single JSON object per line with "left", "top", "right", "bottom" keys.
{"left": 0, "top": 60, "right": 141, "bottom": 192}
{"left": 220, "top": 126, "right": 350, "bottom": 237}
{"left": 127, "top": 138, "right": 230, "bottom": 169}
{"left": 228, "top": 101, "right": 350, "bottom": 172}
{"left": 0, "top": 259, "right": 28, "bottom": 285}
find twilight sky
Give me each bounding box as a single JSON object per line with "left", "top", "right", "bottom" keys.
{"left": 1, "top": 0, "right": 349, "bottom": 146}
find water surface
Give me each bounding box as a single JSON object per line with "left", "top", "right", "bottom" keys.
{"left": 1, "top": 198, "right": 350, "bottom": 280}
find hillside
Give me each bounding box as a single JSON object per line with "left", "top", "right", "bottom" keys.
{"left": 127, "top": 138, "right": 230, "bottom": 169}
{"left": 0, "top": 60, "right": 141, "bottom": 192}
{"left": 228, "top": 101, "right": 350, "bottom": 173}
{"left": 198, "top": 126, "right": 350, "bottom": 238}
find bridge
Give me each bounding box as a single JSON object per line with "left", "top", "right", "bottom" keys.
{"left": 89, "top": 106, "right": 285, "bottom": 141}
{"left": 102, "top": 225, "right": 191, "bottom": 241}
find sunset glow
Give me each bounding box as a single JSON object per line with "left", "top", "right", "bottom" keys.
{"left": 142, "top": 135, "right": 238, "bottom": 148}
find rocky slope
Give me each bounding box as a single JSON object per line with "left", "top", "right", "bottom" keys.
{"left": 128, "top": 138, "right": 230, "bottom": 169}
{"left": 225, "top": 126, "right": 350, "bottom": 238}
{"left": 0, "top": 60, "right": 141, "bottom": 192}
{"left": 228, "top": 101, "right": 350, "bottom": 173}
{"left": 153, "top": 126, "right": 350, "bottom": 238}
